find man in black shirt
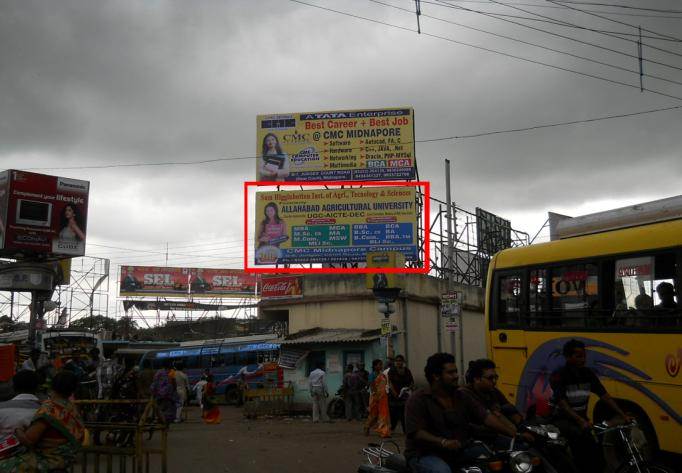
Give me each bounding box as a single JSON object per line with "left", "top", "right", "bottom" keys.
{"left": 405, "top": 353, "right": 519, "bottom": 473}
{"left": 459, "top": 359, "right": 523, "bottom": 443}
{"left": 550, "top": 339, "right": 631, "bottom": 473}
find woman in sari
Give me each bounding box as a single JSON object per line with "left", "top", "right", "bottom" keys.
{"left": 364, "top": 359, "right": 391, "bottom": 438}
{"left": 0, "top": 371, "right": 84, "bottom": 472}
{"left": 150, "top": 360, "right": 177, "bottom": 423}
{"left": 201, "top": 375, "right": 221, "bottom": 424}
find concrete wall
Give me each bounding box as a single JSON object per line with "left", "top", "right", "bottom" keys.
{"left": 262, "top": 274, "right": 487, "bottom": 390}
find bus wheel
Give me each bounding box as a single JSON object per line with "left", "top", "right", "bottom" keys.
{"left": 225, "top": 387, "right": 242, "bottom": 406}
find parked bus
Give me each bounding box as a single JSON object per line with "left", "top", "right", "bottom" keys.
{"left": 0, "top": 329, "right": 102, "bottom": 366}
{"left": 486, "top": 210, "right": 682, "bottom": 455}
{"left": 140, "top": 334, "right": 281, "bottom": 404}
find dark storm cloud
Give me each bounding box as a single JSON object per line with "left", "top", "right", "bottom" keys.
{"left": 1, "top": 0, "right": 680, "bottom": 244}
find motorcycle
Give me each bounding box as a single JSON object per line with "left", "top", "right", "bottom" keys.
{"left": 359, "top": 436, "right": 541, "bottom": 473}
{"left": 520, "top": 423, "right": 578, "bottom": 473}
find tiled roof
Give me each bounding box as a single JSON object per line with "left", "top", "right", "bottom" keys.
{"left": 280, "top": 327, "right": 381, "bottom": 345}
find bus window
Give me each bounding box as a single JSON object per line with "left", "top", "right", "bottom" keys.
{"left": 222, "top": 353, "right": 236, "bottom": 366}
{"left": 551, "top": 263, "right": 599, "bottom": 328}
{"left": 528, "top": 269, "right": 549, "bottom": 328}
{"left": 613, "top": 252, "right": 679, "bottom": 328}
{"left": 496, "top": 272, "right": 523, "bottom": 327}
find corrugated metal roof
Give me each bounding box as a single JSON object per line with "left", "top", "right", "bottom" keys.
{"left": 280, "top": 328, "right": 380, "bottom": 345}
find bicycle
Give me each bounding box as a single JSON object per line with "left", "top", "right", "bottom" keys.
{"left": 593, "top": 421, "right": 673, "bottom": 473}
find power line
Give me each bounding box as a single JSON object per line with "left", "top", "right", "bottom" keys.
{"left": 369, "top": 0, "right": 682, "bottom": 86}
{"left": 450, "top": 0, "right": 682, "bottom": 66}
{"left": 548, "top": 0, "right": 682, "bottom": 42}
{"left": 552, "top": 1, "right": 682, "bottom": 15}
{"left": 438, "top": 0, "right": 682, "bottom": 18}
{"left": 19, "top": 103, "right": 682, "bottom": 171}
{"left": 288, "top": 0, "right": 682, "bottom": 99}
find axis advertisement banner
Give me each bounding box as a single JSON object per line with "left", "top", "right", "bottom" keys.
{"left": 254, "top": 187, "right": 417, "bottom": 265}
{"left": 120, "top": 266, "right": 258, "bottom": 298}
{"left": 256, "top": 107, "right": 415, "bottom": 182}
{"left": 261, "top": 276, "right": 303, "bottom": 299}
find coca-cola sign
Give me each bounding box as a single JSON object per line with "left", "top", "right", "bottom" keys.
{"left": 261, "top": 276, "right": 302, "bottom": 299}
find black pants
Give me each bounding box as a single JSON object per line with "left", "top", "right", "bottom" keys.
{"left": 389, "top": 401, "right": 406, "bottom": 433}
{"left": 553, "top": 417, "right": 605, "bottom": 473}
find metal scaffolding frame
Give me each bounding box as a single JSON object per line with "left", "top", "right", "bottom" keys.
{"left": 0, "top": 256, "right": 110, "bottom": 327}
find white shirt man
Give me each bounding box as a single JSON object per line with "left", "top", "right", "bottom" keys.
{"left": 174, "top": 368, "right": 190, "bottom": 422}
{"left": 0, "top": 371, "right": 41, "bottom": 436}
{"left": 308, "top": 365, "right": 330, "bottom": 423}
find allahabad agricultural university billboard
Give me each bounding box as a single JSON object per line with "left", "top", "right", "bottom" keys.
{"left": 120, "top": 266, "right": 258, "bottom": 298}
{"left": 256, "top": 107, "right": 415, "bottom": 182}
{"left": 254, "top": 187, "right": 417, "bottom": 265}
{"left": 0, "top": 170, "right": 90, "bottom": 259}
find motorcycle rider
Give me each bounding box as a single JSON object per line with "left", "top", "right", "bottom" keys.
{"left": 405, "top": 353, "right": 520, "bottom": 473}
{"left": 550, "top": 339, "right": 633, "bottom": 473}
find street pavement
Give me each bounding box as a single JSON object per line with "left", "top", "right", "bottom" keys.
{"left": 165, "top": 406, "right": 397, "bottom": 473}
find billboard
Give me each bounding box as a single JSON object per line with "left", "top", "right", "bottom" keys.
{"left": 256, "top": 107, "right": 415, "bottom": 182}
{"left": 260, "top": 275, "right": 303, "bottom": 299}
{"left": 120, "top": 266, "right": 258, "bottom": 298}
{"left": 0, "top": 170, "right": 90, "bottom": 259}
{"left": 475, "top": 207, "right": 512, "bottom": 257}
{"left": 254, "top": 187, "right": 418, "bottom": 265}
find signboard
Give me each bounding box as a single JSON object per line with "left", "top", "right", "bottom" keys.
{"left": 119, "top": 266, "right": 258, "bottom": 298}
{"left": 260, "top": 275, "right": 303, "bottom": 299}
{"left": 0, "top": 170, "right": 90, "bottom": 259}
{"left": 475, "top": 207, "right": 512, "bottom": 257}
{"left": 256, "top": 108, "right": 415, "bottom": 182}
{"left": 366, "top": 252, "right": 405, "bottom": 289}
{"left": 441, "top": 292, "right": 462, "bottom": 318}
{"left": 254, "top": 187, "right": 417, "bottom": 265}
{"left": 445, "top": 318, "right": 458, "bottom": 333}
{"left": 381, "top": 318, "right": 391, "bottom": 336}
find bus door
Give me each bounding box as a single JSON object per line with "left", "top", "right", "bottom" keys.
{"left": 490, "top": 270, "right": 528, "bottom": 403}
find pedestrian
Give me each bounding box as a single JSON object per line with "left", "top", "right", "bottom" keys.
{"left": 364, "top": 359, "right": 391, "bottom": 438}
{"left": 308, "top": 362, "right": 330, "bottom": 423}
{"left": 150, "top": 359, "right": 177, "bottom": 423}
{"left": 201, "top": 375, "right": 221, "bottom": 424}
{"left": 0, "top": 371, "right": 84, "bottom": 472}
{"left": 0, "top": 371, "right": 41, "bottom": 436}
{"left": 20, "top": 349, "right": 41, "bottom": 372}
{"left": 136, "top": 359, "right": 155, "bottom": 399}
{"left": 174, "top": 362, "right": 190, "bottom": 423}
{"left": 387, "top": 354, "right": 414, "bottom": 434}
{"left": 343, "top": 364, "right": 363, "bottom": 421}
{"left": 193, "top": 376, "right": 208, "bottom": 410}
{"left": 356, "top": 362, "right": 370, "bottom": 415}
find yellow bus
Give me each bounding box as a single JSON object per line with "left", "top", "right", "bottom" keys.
{"left": 485, "top": 217, "right": 682, "bottom": 455}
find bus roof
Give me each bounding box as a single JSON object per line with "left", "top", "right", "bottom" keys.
{"left": 494, "top": 218, "right": 682, "bottom": 270}
{"left": 179, "top": 333, "right": 278, "bottom": 348}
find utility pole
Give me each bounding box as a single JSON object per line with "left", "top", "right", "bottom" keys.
{"left": 445, "top": 159, "right": 465, "bottom": 377}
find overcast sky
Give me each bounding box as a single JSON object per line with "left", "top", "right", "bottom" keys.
{"left": 1, "top": 0, "right": 681, "bottom": 319}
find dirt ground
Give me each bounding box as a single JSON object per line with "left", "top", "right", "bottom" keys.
{"left": 164, "top": 406, "right": 400, "bottom": 473}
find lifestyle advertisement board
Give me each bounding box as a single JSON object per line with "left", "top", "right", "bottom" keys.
{"left": 120, "top": 266, "right": 258, "bottom": 298}
{"left": 0, "top": 170, "right": 90, "bottom": 258}
{"left": 254, "top": 187, "right": 417, "bottom": 265}
{"left": 256, "top": 107, "right": 415, "bottom": 182}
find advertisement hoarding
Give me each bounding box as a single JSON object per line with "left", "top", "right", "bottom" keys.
{"left": 120, "top": 266, "right": 258, "bottom": 298}
{"left": 475, "top": 207, "right": 512, "bottom": 257}
{"left": 0, "top": 170, "right": 90, "bottom": 259}
{"left": 254, "top": 187, "right": 418, "bottom": 265}
{"left": 256, "top": 108, "right": 415, "bottom": 182}
{"left": 260, "top": 275, "right": 303, "bottom": 299}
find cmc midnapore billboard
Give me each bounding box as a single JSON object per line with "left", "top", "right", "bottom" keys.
{"left": 254, "top": 187, "right": 418, "bottom": 265}
{"left": 256, "top": 107, "right": 415, "bottom": 182}
{"left": 0, "top": 170, "right": 90, "bottom": 258}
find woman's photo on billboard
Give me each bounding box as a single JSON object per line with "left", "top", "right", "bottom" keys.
{"left": 58, "top": 204, "right": 85, "bottom": 241}
{"left": 259, "top": 133, "right": 290, "bottom": 181}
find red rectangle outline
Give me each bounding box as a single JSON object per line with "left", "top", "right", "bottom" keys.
{"left": 243, "top": 181, "right": 430, "bottom": 274}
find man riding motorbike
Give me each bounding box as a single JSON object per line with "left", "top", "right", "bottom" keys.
{"left": 405, "top": 353, "right": 521, "bottom": 473}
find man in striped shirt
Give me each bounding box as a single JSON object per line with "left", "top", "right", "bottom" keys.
{"left": 550, "top": 339, "right": 631, "bottom": 473}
